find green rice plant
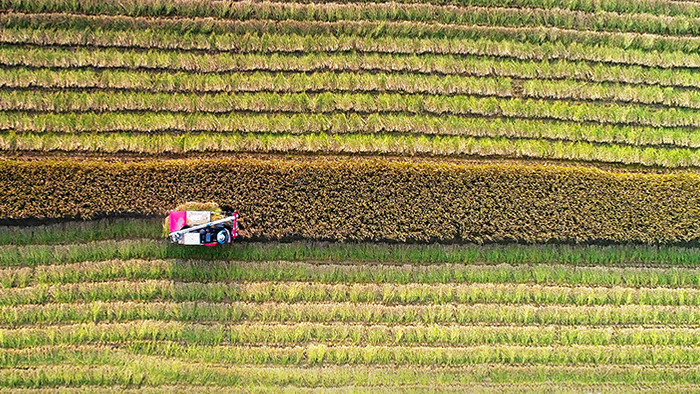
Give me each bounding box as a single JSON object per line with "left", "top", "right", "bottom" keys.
{"left": 2, "top": 301, "right": 699, "bottom": 326}
{"left": 3, "top": 279, "right": 699, "bottom": 306}
{"left": 1, "top": 28, "right": 696, "bottom": 69}
{"left": 1, "top": 321, "right": 698, "bottom": 348}
{"left": 3, "top": 240, "right": 700, "bottom": 271}
{"left": 2, "top": 46, "right": 696, "bottom": 89}
{"left": 2, "top": 258, "right": 699, "bottom": 290}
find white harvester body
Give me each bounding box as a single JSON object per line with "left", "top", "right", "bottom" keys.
{"left": 168, "top": 211, "right": 239, "bottom": 246}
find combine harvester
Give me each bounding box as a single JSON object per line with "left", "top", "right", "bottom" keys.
{"left": 168, "top": 208, "right": 239, "bottom": 246}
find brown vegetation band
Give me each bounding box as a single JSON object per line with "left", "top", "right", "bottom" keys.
{"left": 0, "top": 158, "right": 698, "bottom": 243}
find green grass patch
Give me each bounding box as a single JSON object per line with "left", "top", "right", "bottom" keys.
{"left": 0, "top": 218, "right": 162, "bottom": 246}
{"left": 2, "top": 240, "right": 700, "bottom": 268}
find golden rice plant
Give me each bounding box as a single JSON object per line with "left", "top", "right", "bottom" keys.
{"left": 1, "top": 158, "right": 699, "bottom": 242}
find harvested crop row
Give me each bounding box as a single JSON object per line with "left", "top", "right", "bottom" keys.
{"left": 3, "top": 29, "right": 697, "bottom": 70}
{"left": 2, "top": 158, "right": 699, "bottom": 242}
{"left": 3, "top": 113, "right": 699, "bottom": 150}
{"left": 4, "top": 91, "right": 697, "bottom": 129}
{"left": 3, "top": 47, "right": 695, "bottom": 90}
{"left": 522, "top": 79, "right": 700, "bottom": 109}
{"left": 4, "top": 258, "right": 700, "bottom": 289}
{"left": 87, "top": 341, "right": 700, "bottom": 365}
{"left": 305, "top": 0, "right": 700, "bottom": 17}
{"left": 3, "top": 68, "right": 699, "bottom": 110}
{"left": 0, "top": 362, "right": 242, "bottom": 389}
{"left": 2, "top": 0, "right": 699, "bottom": 36}
{"left": 3, "top": 321, "right": 699, "bottom": 348}
{"left": 0, "top": 69, "right": 514, "bottom": 98}
{"left": 4, "top": 13, "right": 699, "bottom": 54}
{"left": 8, "top": 280, "right": 700, "bottom": 306}
{"left": 6, "top": 0, "right": 700, "bottom": 19}
{"left": 1, "top": 361, "right": 697, "bottom": 388}
{"left": 5, "top": 279, "right": 700, "bottom": 306}
{"left": 3, "top": 132, "right": 699, "bottom": 168}
{"left": 3, "top": 301, "right": 700, "bottom": 326}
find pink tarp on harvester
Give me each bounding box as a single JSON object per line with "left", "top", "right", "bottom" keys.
{"left": 169, "top": 211, "right": 187, "bottom": 233}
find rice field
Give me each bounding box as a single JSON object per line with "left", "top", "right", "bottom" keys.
{"left": 1, "top": 225, "right": 699, "bottom": 390}
{"left": 1, "top": 0, "right": 699, "bottom": 390}
{"left": 0, "top": 0, "right": 699, "bottom": 166}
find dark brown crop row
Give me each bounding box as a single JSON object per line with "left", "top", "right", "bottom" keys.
{"left": 1, "top": 158, "right": 698, "bottom": 244}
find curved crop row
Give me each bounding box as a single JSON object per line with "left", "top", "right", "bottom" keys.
{"left": 3, "top": 113, "right": 700, "bottom": 150}
{"left": 5, "top": 279, "right": 700, "bottom": 306}
{"left": 0, "top": 358, "right": 697, "bottom": 387}
{"left": 2, "top": 300, "right": 700, "bottom": 326}
{"left": 3, "top": 47, "right": 696, "bottom": 90}
{"left": 4, "top": 131, "right": 700, "bottom": 167}
{"left": 2, "top": 28, "right": 696, "bottom": 69}
{"left": 3, "top": 13, "right": 700, "bottom": 54}
{"left": 0, "top": 68, "right": 513, "bottom": 98}
{"left": 3, "top": 68, "right": 699, "bottom": 110}
{"left": 3, "top": 91, "right": 698, "bottom": 128}
{"left": 125, "top": 341, "right": 700, "bottom": 365}
{"left": 2, "top": 321, "right": 699, "bottom": 348}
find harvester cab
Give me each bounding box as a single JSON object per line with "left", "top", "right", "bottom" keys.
{"left": 168, "top": 210, "right": 239, "bottom": 246}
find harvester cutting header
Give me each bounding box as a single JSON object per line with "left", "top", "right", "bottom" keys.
{"left": 167, "top": 202, "right": 238, "bottom": 246}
